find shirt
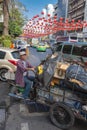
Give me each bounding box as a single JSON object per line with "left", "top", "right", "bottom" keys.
{"left": 15, "top": 59, "right": 33, "bottom": 87}
{"left": 22, "top": 61, "right": 27, "bottom": 76}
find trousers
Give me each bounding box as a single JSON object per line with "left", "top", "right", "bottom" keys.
{"left": 23, "top": 76, "right": 32, "bottom": 98}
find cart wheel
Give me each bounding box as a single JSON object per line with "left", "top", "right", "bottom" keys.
{"left": 50, "top": 102, "right": 75, "bottom": 129}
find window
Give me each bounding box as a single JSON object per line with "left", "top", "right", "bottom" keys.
{"left": 72, "top": 46, "right": 82, "bottom": 56}
{"left": 63, "top": 45, "right": 72, "bottom": 54}
{"left": 0, "top": 51, "right": 6, "bottom": 59}
{"left": 11, "top": 51, "right": 20, "bottom": 59}
{"left": 56, "top": 45, "right": 62, "bottom": 52}
{"left": 70, "top": 36, "right": 77, "bottom": 40}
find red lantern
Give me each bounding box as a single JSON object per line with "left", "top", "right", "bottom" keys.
{"left": 47, "top": 14, "right": 50, "bottom": 17}
{"left": 54, "top": 16, "right": 57, "bottom": 19}
{"left": 78, "top": 20, "right": 81, "bottom": 23}
{"left": 65, "top": 19, "right": 69, "bottom": 23}
{"left": 44, "top": 19, "right": 47, "bottom": 22}
{"left": 60, "top": 17, "right": 63, "bottom": 21}
{"left": 39, "top": 18, "right": 42, "bottom": 20}
{"left": 36, "top": 15, "right": 39, "bottom": 18}
{"left": 41, "top": 12, "right": 44, "bottom": 15}
{"left": 72, "top": 19, "right": 75, "bottom": 23}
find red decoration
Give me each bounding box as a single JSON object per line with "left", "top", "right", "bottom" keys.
{"left": 54, "top": 16, "right": 57, "bottom": 19}
{"left": 47, "top": 14, "right": 50, "bottom": 17}
{"left": 39, "top": 18, "right": 42, "bottom": 20}
{"left": 41, "top": 12, "right": 44, "bottom": 15}
{"left": 23, "top": 15, "right": 87, "bottom": 38}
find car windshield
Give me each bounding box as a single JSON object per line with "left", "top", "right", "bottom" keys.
{"left": 50, "top": 39, "right": 56, "bottom": 43}
{"left": 18, "top": 41, "right": 27, "bottom": 45}
{"left": 39, "top": 43, "right": 44, "bottom": 46}
{"left": 11, "top": 51, "right": 20, "bottom": 59}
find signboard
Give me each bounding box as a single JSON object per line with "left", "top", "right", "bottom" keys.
{"left": 77, "top": 33, "right": 83, "bottom": 38}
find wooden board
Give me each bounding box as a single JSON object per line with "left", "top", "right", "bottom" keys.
{"left": 54, "top": 62, "right": 70, "bottom": 79}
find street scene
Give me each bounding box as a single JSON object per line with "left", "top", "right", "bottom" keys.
{"left": 1, "top": 0, "right": 87, "bottom": 130}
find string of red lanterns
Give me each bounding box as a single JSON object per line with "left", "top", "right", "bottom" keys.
{"left": 23, "top": 12, "right": 87, "bottom": 38}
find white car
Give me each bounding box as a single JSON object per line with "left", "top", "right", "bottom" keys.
{"left": 0, "top": 48, "right": 20, "bottom": 81}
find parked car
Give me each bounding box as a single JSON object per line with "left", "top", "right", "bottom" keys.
{"left": 55, "top": 42, "right": 87, "bottom": 64}
{"left": 0, "top": 48, "right": 20, "bottom": 81}
{"left": 12, "top": 40, "right": 30, "bottom": 49}
{"left": 52, "top": 41, "right": 63, "bottom": 49}
{"left": 50, "top": 39, "right": 57, "bottom": 47}
{"left": 36, "top": 43, "right": 46, "bottom": 52}
{"left": 44, "top": 42, "right": 50, "bottom": 48}
{"left": 31, "top": 43, "right": 38, "bottom": 48}
{"left": 31, "top": 38, "right": 39, "bottom": 47}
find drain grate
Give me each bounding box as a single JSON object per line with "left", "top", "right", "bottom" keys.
{"left": 27, "top": 102, "right": 49, "bottom": 113}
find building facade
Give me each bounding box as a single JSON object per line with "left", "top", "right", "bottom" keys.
{"left": 67, "top": 0, "right": 87, "bottom": 40}
{"left": 57, "top": 0, "right": 67, "bottom": 19}
{"left": 55, "top": 0, "right": 68, "bottom": 36}
{"left": 68, "top": 0, "right": 85, "bottom": 21}
{"left": 53, "top": 3, "right": 58, "bottom": 17}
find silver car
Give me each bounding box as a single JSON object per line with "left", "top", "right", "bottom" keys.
{"left": 13, "top": 40, "right": 30, "bottom": 50}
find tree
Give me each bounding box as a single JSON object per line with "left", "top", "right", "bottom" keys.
{"left": 2, "top": 0, "right": 27, "bottom": 36}
{"left": 9, "top": 21, "right": 22, "bottom": 37}
{"left": 3, "top": 0, "right": 9, "bottom": 35}
{"left": 9, "top": 8, "right": 24, "bottom": 37}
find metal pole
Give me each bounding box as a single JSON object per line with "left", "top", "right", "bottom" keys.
{"left": 64, "top": 0, "right": 68, "bottom": 36}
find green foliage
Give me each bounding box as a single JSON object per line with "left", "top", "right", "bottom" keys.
{"left": 1, "top": 0, "right": 27, "bottom": 37}
{"left": 3, "top": 39, "right": 11, "bottom": 47}
{"left": 9, "top": 8, "right": 25, "bottom": 37}
{"left": 9, "top": 21, "right": 22, "bottom": 37}
{"left": 0, "top": 35, "right": 12, "bottom": 47}
{"left": 10, "top": 8, "right": 25, "bottom": 26}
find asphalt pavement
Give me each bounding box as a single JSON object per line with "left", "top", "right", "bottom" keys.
{"left": 0, "top": 47, "right": 87, "bottom": 130}
{"left": 5, "top": 103, "right": 87, "bottom": 130}
{"left": 28, "top": 47, "right": 52, "bottom": 66}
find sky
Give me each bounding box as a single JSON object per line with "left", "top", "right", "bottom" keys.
{"left": 19, "top": 0, "right": 58, "bottom": 19}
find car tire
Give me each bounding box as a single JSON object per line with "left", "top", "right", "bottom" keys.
{"left": 0, "top": 68, "right": 8, "bottom": 82}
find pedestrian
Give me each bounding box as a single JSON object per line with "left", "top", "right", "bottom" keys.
{"left": 15, "top": 51, "right": 35, "bottom": 99}
{"left": 10, "top": 42, "right": 15, "bottom": 49}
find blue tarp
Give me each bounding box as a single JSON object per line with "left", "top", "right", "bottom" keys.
{"left": 66, "top": 64, "right": 87, "bottom": 85}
